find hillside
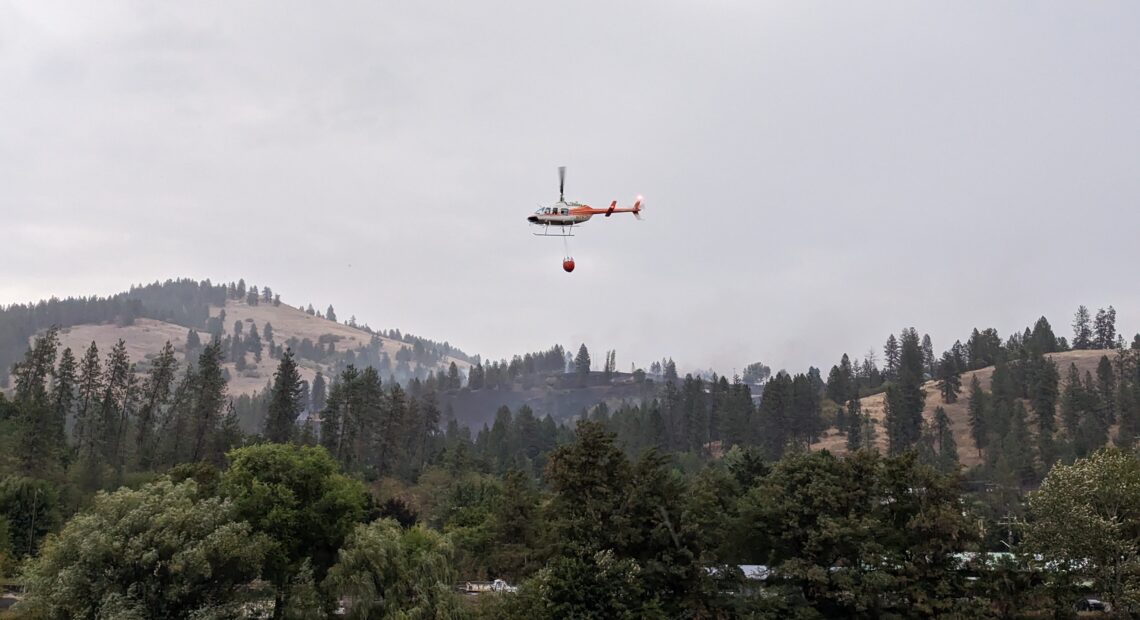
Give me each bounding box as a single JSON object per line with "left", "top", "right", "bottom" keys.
{"left": 810, "top": 349, "right": 1113, "bottom": 467}
{"left": 44, "top": 297, "right": 471, "bottom": 397}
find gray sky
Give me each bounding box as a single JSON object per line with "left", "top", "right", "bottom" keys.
{"left": 3, "top": 1, "right": 1139, "bottom": 374}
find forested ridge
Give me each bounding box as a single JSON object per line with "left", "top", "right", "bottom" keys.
{"left": 3, "top": 299, "right": 1140, "bottom": 617}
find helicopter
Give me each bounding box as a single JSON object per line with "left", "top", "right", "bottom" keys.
{"left": 528, "top": 167, "right": 643, "bottom": 272}
{"left": 528, "top": 166, "right": 643, "bottom": 234}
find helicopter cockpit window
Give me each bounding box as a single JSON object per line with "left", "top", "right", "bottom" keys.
{"left": 543, "top": 208, "right": 551, "bottom": 215}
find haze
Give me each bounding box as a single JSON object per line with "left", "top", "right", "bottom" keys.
{"left": 3, "top": 1, "right": 1138, "bottom": 374}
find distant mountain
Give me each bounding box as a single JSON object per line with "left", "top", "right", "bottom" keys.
{"left": 1, "top": 279, "right": 473, "bottom": 396}
{"left": 2, "top": 279, "right": 655, "bottom": 430}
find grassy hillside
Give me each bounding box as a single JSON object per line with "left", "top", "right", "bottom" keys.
{"left": 45, "top": 298, "right": 470, "bottom": 397}
{"left": 811, "top": 349, "right": 1113, "bottom": 467}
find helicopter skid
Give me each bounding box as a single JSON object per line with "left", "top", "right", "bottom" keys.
{"left": 532, "top": 226, "right": 575, "bottom": 237}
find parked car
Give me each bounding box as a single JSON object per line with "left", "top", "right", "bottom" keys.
{"left": 1074, "top": 597, "right": 1109, "bottom": 612}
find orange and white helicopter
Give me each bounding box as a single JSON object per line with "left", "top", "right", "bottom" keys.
{"left": 527, "top": 166, "right": 643, "bottom": 237}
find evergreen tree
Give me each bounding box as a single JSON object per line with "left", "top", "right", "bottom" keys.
{"left": 13, "top": 327, "right": 57, "bottom": 401}
{"left": 883, "top": 334, "right": 900, "bottom": 380}
{"left": 826, "top": 362, "right": 850, "bottom": 405}
{"left": 52, "top": 347, "right": 77, "bottom": 449}
{"left": 967, "top": 328, "right": 1003, "bottom": 369}
{"left": 967, "top": 375, "right": 988, "bottom": 458}
{"left": 933, "top": 406, "right": 959, "bottom": 473}
{"left": 264, "top": 349, "right": 305, "bottom": 443}
{"left": 845, "top": 398, "right": 864, "bottom": 452}
{"left": 96, "top": 340, "right": 135, "bottom": 477}
{"left": 885, "top": 328, "right": 926, "bottom": 454}
{"left": 1027, "top": 352, "right": 1060, "bottom": 467}
{"left": 1093, "top": 306, "right": 1117, "bottom": 350}
{"left": 1096, "top": 355, "right": 1116, "bottom": 425}
{"left": 757, "top": 372, "right": 793, "bottom": 458}
{"left": 74, "top": 341, "right": 103, "bottom": 458}
{"left": 136, "top": 341, "right": 178, "bottom": 469}
{"left": 376, "top": 380, "right": 407, "bottom": 476}
{"left": 447, "top": 361, "right": 461, "bottom": 390}
{"left": 1060, "top": 363, "right": 1084, "bottom": 440}
{"left": 1074, "top": 371, "right": 1108, "bottom": 458}
{"left": 1028, "top": 316, "right": 1058, "bottom": 354}
{"left": 575, "top": 344, "right": 591, "bottom": 387}
{"left": 1003, "top": 401, "right": 1036, "bottom": 484}
{"left": 326, "top": 305, "right": 337, "bottom": 323}
{"left": 189, "top": 341, "right": 227, "bottom": 463}
{"left": 310, "top": 371, "right": 327, "bottom": 414}
{"left": 185, "top": 328, "right": 201, "bottom": 354}
{"left": 936, "top": 352, "right": 961, "bottom": 404}
{"left": 922, "top": 334, "right": 936, "bottom": 378}
{"left": 1072, "top": 305, "right": 1093, "bottom": 350}
{"left": 12, "top": 328, "right": 60, "bottom": 474}
{"left": 246, "top": 324, "right": 262, "bottom": 362}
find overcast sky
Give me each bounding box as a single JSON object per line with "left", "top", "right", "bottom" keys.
{"left": 2, "top": 1, "right": 1139, "bottom": 374}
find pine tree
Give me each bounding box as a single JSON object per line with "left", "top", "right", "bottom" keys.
{"left": 135, "top": 341, "right": 178, "bottom": 469}
{"left": 575, "top": 344, "right": 592, "bottom": 387}
{"left": 883, "top": 334, "right": 900, "bottom": 380}
{"left": 310, "top": 371, "right": 327, "bottom": 414}
{"left": 1073, "top": 371, "right": 1108, "bottom": 457}
{"left": 74, "top": 341, "right": 103, "bottom": 458}
{"left": 1116, "top": 361, "right": 1139, "bottom": 449}
{"left": 376, "top": 382, "right": 407, "bottom": 476}
{"left": 885, "top": 328, "right": 926, "bottom": 454}
{"left": 922, "top": 334, "right": 936, "bottom": 378}
{"left": 246, "top": 324, "right": 262, "bottom": 362}
{"left": 264, "top": 349, "right": 305, "bottom": 443}
{"left": 97, "top": 340, "right": 135, "bottom": 477}
{"left": 13, "top": 328, "right": 61, "bottom": 474}
{"left": 185, "top": 328, "right": 201, "bottom": 354}
{"left": 326, "top": 305, "right": 337, "bottom": 323}
{"left": 1072, "top": 305, "right": 1093, "bottom": 350}
{"left": 52, "top": 347, "right": 77, "bottom": 448}
{"left": 13, "top": 326, "right": 58, "bottom": 404}
{"left": 447, "top": 362, "right": 460, "bottom": 390}
{"left": 845, "top": 398, "right": 863, "bottom": 452}
{"left": 936, "top": 352, "right": 961, "bottom": 404}
{"left": 189, "top": 340, "right": 227, "bottom": 463}
{"left": 967, "top": 375, "right": 988, "bottom": 458}
{"left": 1027, "top": 352, "right": 1060, "bottom": 467}
{"left": 1093, "top": 306, "right": 1117, "bottom": 350}
{"left": 826, "top": 363, "right": 849, "bottom": 405}
{"left": 1004, "top": 401, "right": 1036, "bottom": 484}
{"left": 933, "top": 406, "right": 959, "bottom": 473}
{"left": 1096, "top": 355, "right": 1116, "bottom": 425}
{"left": 1028, "top": 317, "right": 1058, "bottom": 354}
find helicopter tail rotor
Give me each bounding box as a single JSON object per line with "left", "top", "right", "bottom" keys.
{"left": 633, "top": 195, "right": 645, "bottom": 220}
{"left": 558, "top": 166, "right": 566, "bottom": 202}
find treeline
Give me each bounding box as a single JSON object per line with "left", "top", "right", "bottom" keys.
{"left": 6, "top": 307, "right": 1140, "bottom": 616}
{"left": 0, "top": 279, "right": 228, "bottom": 387}
{"left": 6, "top": 329, "right": 243, "bottom": 487}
